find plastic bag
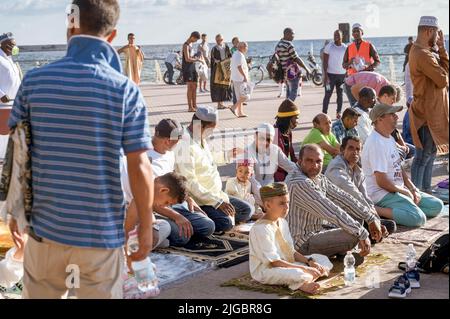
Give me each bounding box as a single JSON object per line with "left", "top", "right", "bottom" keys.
{"left": 239, "top": 82, "right": 255, "bottom": 102}
{"left": 196, "top": 62, "right": 209, "bottom": 82}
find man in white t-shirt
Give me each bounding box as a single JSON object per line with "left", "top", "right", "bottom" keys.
{"left": 362, "top": 104, "right": 443, "bottom": 227}
{"left": 230, "top": 42, "right": 250, "bottom": 118}
{"left": 322, "top": 30, "right": 348, "bottom": 119}
{"left": 122, "top": 119, "right": 216, "bottom": 247}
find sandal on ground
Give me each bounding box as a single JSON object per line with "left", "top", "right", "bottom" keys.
{"left": 388, "top": 274, "right": 411, "bottom": 298}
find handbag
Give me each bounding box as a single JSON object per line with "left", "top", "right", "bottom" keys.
{"left": 213, "top": 58, "right": 231, "bottom": 86}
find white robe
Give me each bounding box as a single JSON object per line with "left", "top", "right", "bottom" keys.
{"left": 249, "top": 218, "right": 333, "bottom": 291}
{"left": 0, "top": 49, "right": 21, "bottom": 107}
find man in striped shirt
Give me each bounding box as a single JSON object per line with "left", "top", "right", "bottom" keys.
{"left": 285, "top": 144, "right": 383, "bottom": 261}
{"left": 8, "top": 0, "right": 153, "bottom": 299}
{"left": 275, "top": 28, "right": 310, "bottom": 102}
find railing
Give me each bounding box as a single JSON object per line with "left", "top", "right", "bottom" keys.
{"left": 16, "top": 54, "right": 408, "bottom": 85}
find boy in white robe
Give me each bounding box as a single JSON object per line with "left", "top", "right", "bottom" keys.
{"left": 249, "top": 182, "right": 333, "bottom": 295}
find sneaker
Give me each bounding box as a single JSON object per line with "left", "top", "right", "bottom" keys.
{"left": 405, "top": 268, "right": 421, "bottom": 288}
{"left": 388, "top": 274, "right": 411, "bottom": 298}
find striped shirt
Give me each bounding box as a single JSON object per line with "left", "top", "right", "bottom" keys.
{"left": 8, "top": 35, "right": 152, "bottom": 249}
{"left": 275, "top": 39, "right": 300, "bottom": 72}
{"left": 285, "top": 165, "right": 376, "bottom": 249}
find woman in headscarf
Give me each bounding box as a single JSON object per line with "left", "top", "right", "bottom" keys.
{"left": 210, "top": 34, "right": 232, "bottom": 109}
{"left": 118, "top": 33, "right": 145, "bottom": 85}
{"left": 273, "top": 99, "right": 300, "bottom": 182}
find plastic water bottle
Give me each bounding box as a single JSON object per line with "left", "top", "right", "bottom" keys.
{"left": 131, "top": 257, "right": 160, "bottom": 294}
{"left": 127, "top": 229, "right": 139, "bottom": 255}
{"left": 406, "top": 244, "right": 417, "bottom": 271}
{"left": 344, "top": 251, "right": 356, "bottom": 286}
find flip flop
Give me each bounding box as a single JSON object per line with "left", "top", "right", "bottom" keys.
{"left": 229, "top": 107, "right": 238, "bottom": 117}
{"left": 238, "top": 114, "right": 248, "bottom": 118}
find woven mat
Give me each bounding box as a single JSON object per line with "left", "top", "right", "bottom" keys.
{"left": 384, "top": 213, "right": 449, "bottom": 247}
{"left": 156, "top": 232, "right": 249, "bottom": 268}
{"left": 221, "top": 253, "right": 390, "bottom": 299}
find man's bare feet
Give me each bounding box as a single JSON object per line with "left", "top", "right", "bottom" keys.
{"left": 299, "top": 282, "right": 320, "bottom": 295}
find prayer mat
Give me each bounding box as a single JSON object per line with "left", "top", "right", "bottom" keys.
{"left": 384, "top": 213, "right": 449, "bottom": 247}
{"left": 221, "top": 253, "right": 390, "bottom": 299}
{"left": 156, "top": 232, "right": 249, "bottom": 268}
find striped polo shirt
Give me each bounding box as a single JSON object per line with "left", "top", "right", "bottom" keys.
{"left": 285, "top": 165, "right": 376, "bottom": 250}
{"left": 275, "top": 39, "right": 300, "bottom": 72}
{"left": 8, "top": 35, "right": 152, "bottom": 249}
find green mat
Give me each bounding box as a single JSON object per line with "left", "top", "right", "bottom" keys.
{"left": 221, "top": 253, "right": 390, "bottom": 299}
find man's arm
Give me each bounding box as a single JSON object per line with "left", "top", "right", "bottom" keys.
{"left": 117, "top": 46, "right": 128, "bottom": 55}
{"left": 325, "top": 176, "right": 378, "bottom": 224}
{"left": 289, "top": 181, "right": 369, "bottom": 241}
{"left": 238, "top": 65, "right": 248, "bottom": 82}
{"left": 277, "top": 148, "right": 298, "bottom": 174}
{"left": 418, "top": 48, "right": 449, "bottom": 89}
{"left": 323, "top": 53, "right": 330, "bottom": 85}
{"left": 374, "top": 171, "right": 413, "bottom": 199}
{"left": 325, "top": 163, "right": 374, "bottom": 209}
{"left": 127, "top": 151, "right": 154, "bottom": 261}
{"left": 342, "top": 46, "right": 351, "bottom": 70}
{"left": 318, "top": 141, "right": 340, "bottom": 157}
{"left": 365, "top": 44, "right": 381, "bottom": 71}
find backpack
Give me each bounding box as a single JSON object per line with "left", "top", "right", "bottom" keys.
{"left": 399, "top": 234, "right": 449, "bottom": 274}
{"left": 266, "top": 53, "right": 284, "bottom": 83}
{"left": 418, "top": 233, "right": 449, "bottom": 274}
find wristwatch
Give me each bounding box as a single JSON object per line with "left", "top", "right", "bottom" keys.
{"left": 307, "top": 257, "right": 316, "bottom": 265}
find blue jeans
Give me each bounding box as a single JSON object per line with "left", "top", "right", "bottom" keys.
{"left": 286, "top": 76, "right": 300, "bottom": 102}
{"left": 411, "top": 126, "right": 437, "bottom": 192}
{"left": 200, "top": 196, "right": 255, "bottom": 233}
{"left": 322, "top": 73, "right": 346, "bottom": 114}
{"left": 165, "top": 202, "right": 216, "bottom": 247}
{"left": 376, "top": 191, "right": 443, "bottom": 227}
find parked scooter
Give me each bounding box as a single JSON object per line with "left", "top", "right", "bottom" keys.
{"left": 302, "top": 52, "right": 323, "bottom": 86}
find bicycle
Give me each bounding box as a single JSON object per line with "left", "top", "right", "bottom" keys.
{"left": 163, "top": 65, "right": 184, "bottom": 85}
{"left": 248, "top": 65, "right": 265, "bottom": 85}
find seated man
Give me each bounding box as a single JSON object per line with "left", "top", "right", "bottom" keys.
{"left": 285, "top": 144, "right": 384, "bottom": 261}
{"left": 352, "top": 87, "right": 377, "bottom": 144}
{"left": 174, "top": 106, "right": 254, "bottom": 232}
{"left": 331, "top": 108, "right": 360, "bottom": 144}
{"left": 302, "top": 113, "right": 340, "bottom": 170}
{"left": 325, "top": 136, "right": 396, "bottom": 235}
{"left": 362, "top": 103, "right": 444, "bottom": 227}
{"left": 121, "top": 119, "right": 216, "bottom": 247}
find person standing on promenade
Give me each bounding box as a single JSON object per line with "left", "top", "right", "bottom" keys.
{"left": 8, "top": 0, "right": 154, "bottom": 299}
{"left": 322, "top": 30, "right": 347, "bottom": 119}
{"left": 342, "top": 23, "right": 381, "bottom": 106}
{"left": 0, "top": 32, "right": 22, "bottom": 159}
{"left": 164, "top": 51, "right": 181, "bottom": 85}
{"left": 403, "top": 36, "right": 414, "bottom": 72}
{"left": 183, "top": 31, "right": 202, "bottom": 112}
{"left": 210, "top": 34, "right": 232, "bottom": 110}
{"left": 409, "top": 16, "right": 449, "bottom": 193}
{"left": 276, "top": 28, "right": 310, "bottom": 102}
{"left": 197, "top": 33, "right": 210, "bottom": 93}
{"left": 230, "top": 42, "right": 250, "bottom": 118}
{"left": 118, "top": 33, "right": 145, "bottom": 84}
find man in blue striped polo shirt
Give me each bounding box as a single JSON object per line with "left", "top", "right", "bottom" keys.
{"left": 8, "top": 0, "right": 154, "bottom": 299}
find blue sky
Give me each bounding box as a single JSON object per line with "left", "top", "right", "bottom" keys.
{"left": 0, "top": 0, "right": 448, "bottom": 45}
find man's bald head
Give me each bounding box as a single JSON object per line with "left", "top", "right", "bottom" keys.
{"left": 299, "top": 144, "right": 323, "bottom": 160}
{"left": 313, "top": 113, "right": 329, "bottom": 126}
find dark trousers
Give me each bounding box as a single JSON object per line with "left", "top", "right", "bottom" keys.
{"left": 165, "top": 62, "right": 175, "bottom": 84}
{"left": 322, "top": 73, "right": 346, "bottom": 114}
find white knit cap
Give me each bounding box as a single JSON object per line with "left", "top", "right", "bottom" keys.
{"left": 352, "top": 23, "right": 363, "bottom": 31}
{"left": 256, "top": 123, "right": 275, "bottom": 138}
{"left": 419, "top": 16, "right": 439, "bottom": 28}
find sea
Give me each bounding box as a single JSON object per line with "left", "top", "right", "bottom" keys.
{"left": 16, "top": 36, "right": 450, "bottom": 84}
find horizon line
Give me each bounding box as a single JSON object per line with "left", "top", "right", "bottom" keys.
{"left": 18, "top": 33, "right": 450, "bottom": 47}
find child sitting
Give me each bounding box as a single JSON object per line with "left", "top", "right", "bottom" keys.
{"left": 225, "top": 160, "right": 263, "bottom": 220}
{"left": 249, "top": 183, "right": 333, "bottom": 295}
